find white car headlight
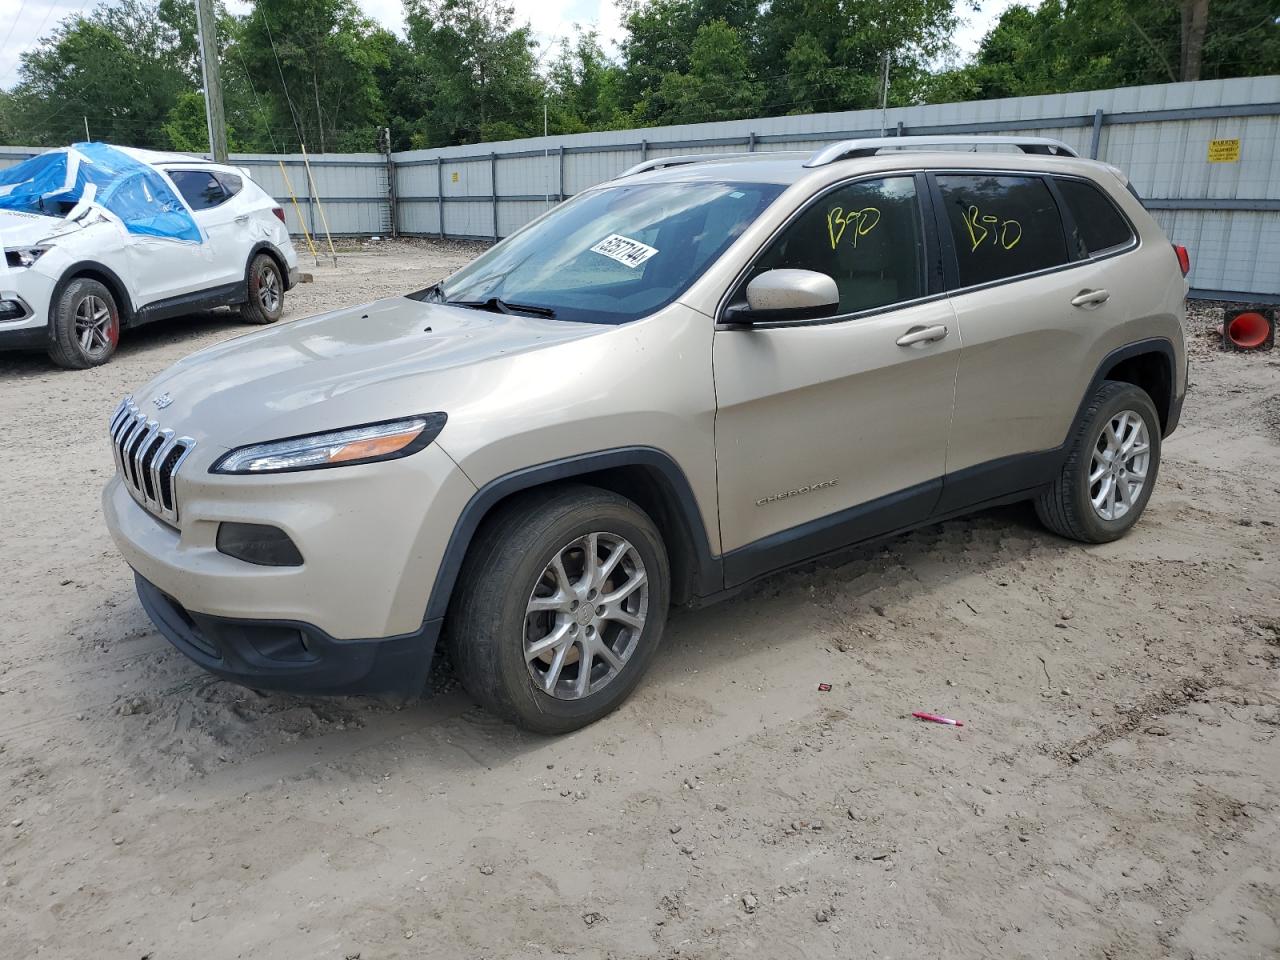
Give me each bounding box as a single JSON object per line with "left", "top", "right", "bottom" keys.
{"left": 212, "top": 414, "right": 447, "bottom": 474}
{"left": 4, "top": 246, "right": 49, "bottom": 268}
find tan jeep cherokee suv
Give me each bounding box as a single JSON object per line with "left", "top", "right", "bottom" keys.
{"left": 103, "top": 136, "right": 1189, "bottom": 733}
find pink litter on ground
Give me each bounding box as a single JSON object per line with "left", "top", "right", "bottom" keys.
{"left": 913, "top": 711, "right": 964, "bottom": 727}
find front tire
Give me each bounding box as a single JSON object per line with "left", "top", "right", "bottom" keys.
{"left": 240, "top": 253, "right": 284, "bottom": 325}
{"left": 47, "top": 278, "right": 120, "bottom": 369}
{"left": 448, "top": 485, "right": 671, "bottom": 734}
{"left": 1035, "top": 381, "right": 1162, "bottom": 543}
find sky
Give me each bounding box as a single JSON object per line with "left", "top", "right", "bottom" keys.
{"left": 0, "top": 0, "right": 1024, "bottom": 91}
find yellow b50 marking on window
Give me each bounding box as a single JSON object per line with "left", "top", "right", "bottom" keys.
{"left": 961, "top": 204, "right": 1022, "bottom": 252}
{"left": 826, "top": 206, "right": 881, "bottom": 250}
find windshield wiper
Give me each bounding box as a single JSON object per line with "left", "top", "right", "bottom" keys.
{"left": 445, "top": 296, "right": 556, "bottom": 319}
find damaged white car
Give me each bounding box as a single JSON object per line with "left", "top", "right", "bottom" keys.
{"left": 0, "top": 142, "right": 299, "bottom": 368}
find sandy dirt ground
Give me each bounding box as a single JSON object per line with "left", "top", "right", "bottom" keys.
{"left": 1, "top": 240, "right": 1277, "bottom": 959}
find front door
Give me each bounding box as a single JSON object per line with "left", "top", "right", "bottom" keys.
{"left": 713, "top": 174, "right": 960, "bottom": 586}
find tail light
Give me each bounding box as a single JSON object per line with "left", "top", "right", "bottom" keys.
{"left": 1173, "top": 243, "right": 1191, "bottom": 277}
{"left": 272, "top": 206, "right": 286, "bottom": 224}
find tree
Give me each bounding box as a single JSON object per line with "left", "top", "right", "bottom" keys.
{"left": 754, "top": 0, "right": 957, "bottom": 114}
{"left": 235, "top": 0, "right": 392, "bottom": 152}
{"left": 393, "top": 0, "right": 543, "bottom": 146}
{"left": 1180, "top": 0, "right": 1209, "bottom": 81}
{"left": 6, "top": 0, "right": 199, "bottom": 148}
{"left": 933, "top": 0, "right": 1280, "bottom": 100}
{"left": 618, "top": 0, "right": 759, "bottom": 122}
{"left": 546, "top": 31, "right": 629, "bottom": 133}
{"left": 644, "top": 19, "right": 762, "bottom": 123}
{"left": 162, "top": 90, "right": 257, "bottom": 152}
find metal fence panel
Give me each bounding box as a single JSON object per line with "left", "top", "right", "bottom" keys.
{"left": 384, "top": 76, "right": 1280, "bottom": 301}
{"left": 2, "top": 77, "right": 1278, "bottom": 298}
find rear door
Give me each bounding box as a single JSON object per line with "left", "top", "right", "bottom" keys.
{"left": 931, "top": 171, "right": 1124, "bottom": 509}
{"left": 166, "top": 168, "right": 244, "bottom": 289}
{"left": 713, "top": 174, "right": 960, "bottom": 584}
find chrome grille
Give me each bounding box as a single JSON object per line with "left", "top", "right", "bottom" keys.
{"left": 109, "top": 396, "right": 196, "bottom": 523}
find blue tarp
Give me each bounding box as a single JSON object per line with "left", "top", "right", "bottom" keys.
{"left": 0, "top": 142, "right": 201, "bottom": 243}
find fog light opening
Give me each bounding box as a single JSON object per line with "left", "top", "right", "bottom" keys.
{"left": 216, "top": 522, "right": 304, "bottom": 567}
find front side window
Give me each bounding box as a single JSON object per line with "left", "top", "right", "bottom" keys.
{"left": 169, "top": 169, "right": 229, "bottom": 211}
{"left": 936, "top": 174, "right": 1069, "bottom": 287}
{"left": 751, "top": 176, "right": 925, "bottom": 316}
{"left": 1055, "top": 177, "right": 1134, "bottom": 256}
{"left": 438, "top": 181, "right": 784, "bottom": 325}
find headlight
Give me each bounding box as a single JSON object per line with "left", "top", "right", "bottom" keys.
{"left": 4, "top": 246, "right": 49, "bottom": 268}
{"left": 211, "top": 413, "right": 447, "bottom": 474}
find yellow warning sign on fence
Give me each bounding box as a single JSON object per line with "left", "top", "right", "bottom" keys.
{"left": 1208, "top": 138, "right": 1241, "bottom": 163}
{"left": 451, "top": 171, "right": 460, "bottom": 182}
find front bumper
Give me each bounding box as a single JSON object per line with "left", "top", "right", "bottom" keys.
{"left": 0, "top": 271, "right": 54, "bottom": 351}
{"left": 0, "top": 321, "right": 48, "bottom": 351}
{"left": 135, "top": 574, "right": 440, "bottom": 695}
{"left": 103, "top": 441, "right": 475, "bottom": 640}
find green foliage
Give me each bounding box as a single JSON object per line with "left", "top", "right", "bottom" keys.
{"left": 643, "top": 19, "right": 762, "bottom": 124}
{"left": 391, "top": 0, "right": 543, "bottom": 146}
{"left": 756, "top": 0, "right": 957, "bottom": 113}
{"left": 931, "top": 0, "right": 1280, "bottom": 99}
{"left": 234, "top": 0, "right": 392, "bottom": 151}
{"left": 2, "top": 0, "right": 1278, "bottom": 152}
{"left": 547, "top": 31, "right": 629, "bottom": 133}
{"left": 7, "top": 0, "right": 198, "bottom": 148}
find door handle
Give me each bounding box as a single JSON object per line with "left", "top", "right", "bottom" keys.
{"left": 1070, "top": 288, "right": 1110, "bottom": 308}
{"left": 896, "top": 324, "right": 948, "bottom": 347}
{"left": 234, "top": 215, "right": 250, "bottom": 224}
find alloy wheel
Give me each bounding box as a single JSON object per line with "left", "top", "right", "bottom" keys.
{"left": 74, "top": 294, "right": 114, "bottom": 356}
{"left": 524, "top": 532, "right": 649, "bottom": 700}
{"left": 258, "top": 264, "right": 281, "bottom": 312}
{"left": 1089, "top": 409, "right": 1150, "bottom": 521}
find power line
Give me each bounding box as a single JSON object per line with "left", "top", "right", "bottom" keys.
{"left": 231, "top": 42, "right": 279, "bottom": 152}
{"left": 1, "top": 0, "right": 100, "bottom": 84}
{"left": 256, "top": 6, "right": 307, "bottom": 150}
{"left": 0, "top": 0, "right": 35, "bottom": 58}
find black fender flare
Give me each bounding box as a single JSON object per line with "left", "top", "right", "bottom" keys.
{"left": 1080, "top": 336, "right": 1180, "bottom": 437}
{"left": 423, "top": 446, "right": 722, "bottom": 623}
{"left": 49, "top": 260, "right": 136, "bottom": 327}
{"left": 246, "top": 242, "right": 293, "bottom": 291}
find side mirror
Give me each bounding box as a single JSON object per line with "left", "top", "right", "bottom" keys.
{"left": 725, "top": 269, "right": 840, "bottom": 324}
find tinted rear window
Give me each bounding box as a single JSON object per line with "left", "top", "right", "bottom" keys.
{"left": 1055, "top": 177, "right": 1134, "bottom": 255}
{"left": 216, "top": 172, "right": 244, "bottom": 198}
{"left": 169, "top": 169, "right": 228, "bottom": 210}
{"left": 936, "top": 174, "right": 1069, "bottom": 287}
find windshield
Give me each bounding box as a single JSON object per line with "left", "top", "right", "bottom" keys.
{"left": 438, "top": 181, "right": 785, "bottom": 324}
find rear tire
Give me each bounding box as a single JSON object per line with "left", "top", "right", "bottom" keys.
{"left": 447, "top": 484, "right": 670, "bottom": 734}
{"left": 47, "top": 278, "right": 120, "bottom": 369}
{"left": 1035, "top": 381, "right": 1161, "bottom": 543}
{"left": 240, "top": 253, "right": 284, "bottom": 325}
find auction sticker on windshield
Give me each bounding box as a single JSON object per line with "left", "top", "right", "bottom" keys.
{"left": 590, "top": 234, "right": 659, "bottom": 269}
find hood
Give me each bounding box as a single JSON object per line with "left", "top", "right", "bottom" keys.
{"left": 0, "top": 209, "right": 69, "bottom": 248}
{"left": 133, "top": 295, "right": 606, "bottom": 450}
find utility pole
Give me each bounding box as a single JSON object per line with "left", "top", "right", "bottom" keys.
{"left": 194, "top": 0, "right": 229, "bottom": 161}
{"left": 879, "top": 52, "right": 891, "bottom": 137}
